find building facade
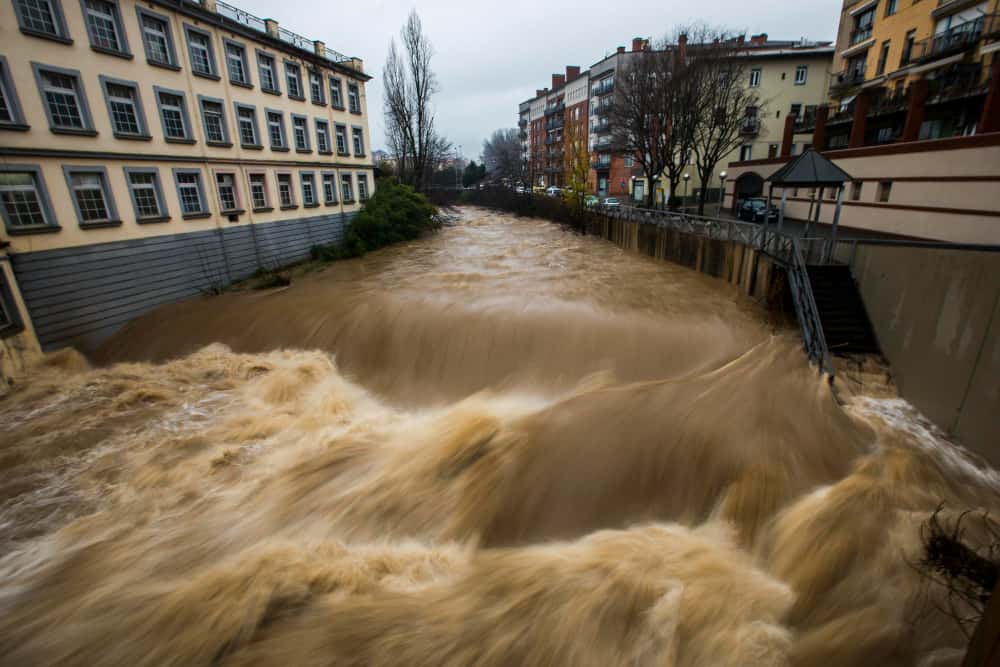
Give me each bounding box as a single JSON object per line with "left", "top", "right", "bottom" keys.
{"left": 725, "top": 0, "right": 1000, "bottom": 243}
{"left": 0, "top": 0, "right": 374, "bottom": 354}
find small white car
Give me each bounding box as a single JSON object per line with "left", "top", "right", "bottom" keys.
{"left": 545, "top": 186, "right": 562, "bottom": 197}
{"left": 601, "top": 197, "right": 621, "bottom": 207}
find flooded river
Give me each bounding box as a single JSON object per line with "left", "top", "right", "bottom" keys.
{"left": 1, "top": 208, "right": 997, "bottom": 666}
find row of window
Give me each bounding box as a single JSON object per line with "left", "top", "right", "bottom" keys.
{"left": 10, "top": 0, "right": 363, "bottom": 112}
{"left": 748, "top": 65, "right": 808, "bottom": 88}
{"left": 0, "top": 57, "right": 366, "bottom": 156}
{"left": 0, "top": 164, "right": 370, "bottom": 234}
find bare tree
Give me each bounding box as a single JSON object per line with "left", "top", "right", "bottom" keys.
{"left": 482, "top": 128, "right": 524, "bottom": 185}
{"left": 608, "top": 40, "right": 674, "bottom": 208}
{"left": 690, "top": 37, "right": 761, "bottom": 214}
{"left": 562, "top": 107, "right": 590, "bottom": 208}
{"left": 383, "top": 11, "right": 446, "bottom": 192}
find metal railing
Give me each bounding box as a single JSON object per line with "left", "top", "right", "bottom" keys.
{"left": 595, "top": 205, "right": 836, "bottom": 377}
{"left": 216, "top": 0, "right": 266, "bottom": 31}
{"left": 739, "top": 118, "right": 760, "bottom": 135}
{"left": 212, "top": 1, "right": 352, "bottom": 64}
{"left": 914, "top": 15, "right": 990, "bottom": 63}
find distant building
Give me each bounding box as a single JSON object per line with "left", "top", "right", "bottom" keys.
{"left": 0, "top": 0, "right": 375, "bottom": 355}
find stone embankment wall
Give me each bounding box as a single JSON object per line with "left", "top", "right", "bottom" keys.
{"left": 585, "top": 215, "right": 782, "bottom": 303}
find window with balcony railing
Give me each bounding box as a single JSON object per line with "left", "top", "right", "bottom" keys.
{"left": 851, "top": 7, "right": 876, "bottom": 44}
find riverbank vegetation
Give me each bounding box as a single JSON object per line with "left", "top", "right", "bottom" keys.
{"left": 311, "top": 179, "right": 439, "bottom": 261}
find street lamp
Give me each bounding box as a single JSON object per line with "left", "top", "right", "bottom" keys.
{"left": 682, "top": 173, "right": 690, "bottom": 211}
{"left": 717, "top": 170, "right": 728, "bottom": 219}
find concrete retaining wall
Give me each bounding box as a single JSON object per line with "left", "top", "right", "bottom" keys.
{"left": 585, "top": 215, "right": 780, "bottom": 301}
{"left": 850, "top": 245, "right": 999, "bottom": 464}
{"left": 12, "top": 212, "right": 351, "bottom": 353}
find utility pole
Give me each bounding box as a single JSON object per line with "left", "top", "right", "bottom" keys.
{"left": 454, "top": 145, "right": 462, "bottom": 190}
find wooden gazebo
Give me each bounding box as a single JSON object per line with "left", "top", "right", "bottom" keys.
{"left": 765, "top": 149, "right": 853, "bottom": 247}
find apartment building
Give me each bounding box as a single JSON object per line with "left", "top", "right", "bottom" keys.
{"left": 0, "top": 0, "right": 374, "bottom": 355}
{"left": 517, "top": 35, "right": 833, "bottom": 202}
{"left": 725, "top": 0, "right": 1000, "bottom": 243}
{"left": 519, "top": 66, "right": 589, "bottom": 189}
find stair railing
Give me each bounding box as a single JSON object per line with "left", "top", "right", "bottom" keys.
{"left": 597, "top": 205, "right": 835, "bottom": 378}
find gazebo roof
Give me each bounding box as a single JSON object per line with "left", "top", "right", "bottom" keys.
{"left": 767, "top": 149, "right": 852, "bottom": 186}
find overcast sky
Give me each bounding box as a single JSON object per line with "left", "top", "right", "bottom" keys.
{"left": 237, "top": 0, "right": 841, "bottom": 160}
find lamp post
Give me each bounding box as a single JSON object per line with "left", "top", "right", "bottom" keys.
{"left": 682, "top": 173, "right": 690, "bottom": 212}
{"left": 717, "top": 170, "right": 728, "bottom": 219}
{"left": 630, "top": 175, "right": 636, "bottom": 204}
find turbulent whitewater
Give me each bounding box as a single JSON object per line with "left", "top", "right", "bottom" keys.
{"left": 1, "top": 208, "right": 997, "bottom": 666}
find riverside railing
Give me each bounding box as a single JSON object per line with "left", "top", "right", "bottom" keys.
{"left": 596, "top": 205, "right": 835, "bottom": 377}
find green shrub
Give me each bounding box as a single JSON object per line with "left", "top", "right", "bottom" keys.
{"left": 310, "top": 178, "right": 439, "bottom": 260}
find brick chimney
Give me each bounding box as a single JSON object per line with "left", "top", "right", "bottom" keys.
{"left": 617, "top": 46, "right": 626, "bottom": 55}
{"left": 552, "top": 73, "right": 565, "bottom": 89}
{"left": 632, "top": 37, "right": 645, "bottom": 52}
{"left": 678, "top": 33, "right": 688, "bottom": 61}
{"left": 536, "top": 89, "right": 546, "bottom": 98}
{"left": 565, "top": 65, "right": 581, "bottom": 82}
{"left": 750, "top": 33, "right": 768, "bottom": 45}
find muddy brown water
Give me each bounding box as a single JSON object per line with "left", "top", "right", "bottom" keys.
{"left": 1, "top": 207, "right": 997, "bottom": 666}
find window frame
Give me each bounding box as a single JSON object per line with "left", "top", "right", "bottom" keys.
{"left": 62, "top": 165, "right": 120, "bottom": 229}
{"left": 850, "top": 181, "right": 863, "bottom": 201}
{"left": 340, "top": 172, "right": 354, "bottom": 203}
{"left": 284, "top": 60, "right": 304, "bottom": 101}
{"left": 265, "top": 108, "right": 288, "bottom": 152}
{"left": 256, "top": 49, "right": 280, "bottom": 95}
{"left": 315, "top": 119, "right": 331, "bottom": 154}
{"left": 321, "top": 170, "right": 338, "bottom": 206}
{"left": 347, "top": 82, "right": 361, "bottom": 114}
{"left": 12, "top": 0, "right": 72, "bottom": 44}
{"left": 0, "top": 55, "right": 30, "bottom": 131}
{"left": 233, "top": 101, "right": 262, "bottom": 149}
{"left": 794, "top": 65, "right": 808, "bottom": 86}
{"left": 877, "top": 180, "right": 892, "bottom": 202}
{"left": 212, "top": 168, "right": 243, "bottom": 214}
{"left": 183, "top": 24, "right": 219, "bottom": 80}
{"left": 98, "top": 75, "right": 150, "bottom": 140}
{"left": 31, "top": 62, "right": 97, "bottom": 136}
{"left": 357, "top": 172, "right": 369, "bottom": 202}
{"left": 197, "top": 94, "right": 231, "bottom": 147}
{"left": 79, "top": 0, "right": 131, "bottom": 59}
{"left": 123, "top": 166, "right": 169, "bottom": 223}
{"left": 749, "top": 68, "right": 761, "bottom": 88}
{"left": 739, "top": 144, "right": 753, "bottom": 161}
{"left": 351, "top": 126, "right": 365, "bottom": 157}
{"left": 153, "top": 85, "right": 195, "bottom": 144}
{"left": 223, "top": 38, "right": 252, "bottom": 89}
{"left": 135, "top": 6, "right": 179, "bottom": 70}
{"left": 334, "top": 123, "right": 349, "bottom": 155}
{"left": 172, "top": 167, "right": 210, "bottom": 219}
{"left": 246, "top": 170, "right": 271, "bottom": 212}
{"left": 276, "top": 171, "right": 296, "bottom": 209}
{"left": 291, "top": 113, "right": 310, "bottom": 153}
{"left": 300, "top": 170, "right": 318, "bottom": 208}
{"left": 308, "top": 69, "right": 325, "bottom": 106}
{"left": 328, "top": 76, "right": 343, "bottom": 109}
{"left": 0, "top": 163, "right": 60, "bottom": 234}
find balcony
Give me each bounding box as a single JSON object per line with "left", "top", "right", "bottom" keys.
{"left": 590, "top": 80, "right": 614, "bottom": 97}
{"left": 546, "top": 117, "right": 564, "bottom": 130}
{"left": 927, "top": 64, "right": 989, "bottom": 102}
{"left": 829, "top": 68, "right": 867, "bottom": 94}
{"left": 591, "top": 155, "right": 612, "bottom": 169}
{"left": 592, "top": 122, "right": 612, "bottom": 135}
{"left": 739, "top": 118, "right": 760, "bottom": 136}
{"left": 544, "top": 135, "right": 561, "bottom": 145}
{"left": 544, "top": 101, "right": 566, "bottom": 117}
{"left": 869, "top": 88, "right": 910, "bottom": 115}
{"left": 913, "top": 15, "right": 992, "bottom": 64}
{"left": 849, "top": 25, "right": 873, "bottom": 46}
{"left": 518, "top": 118, "right": 528, "bottom": 128}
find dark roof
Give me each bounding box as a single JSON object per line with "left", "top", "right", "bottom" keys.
{"left": 767, "top": 149, "right": 853, "bottom": 185}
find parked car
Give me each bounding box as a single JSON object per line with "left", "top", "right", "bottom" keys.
{"left": 546, "top": 186, "right": 562, "bottom": 197}
{"left": 737, "top": 197, "right": 779, "bottom": 223}
{"left": 584, "top": 195, "right": 600, "bottom": 208}
{"left": 601, "top": 197, "right": 621, "bottom": 208}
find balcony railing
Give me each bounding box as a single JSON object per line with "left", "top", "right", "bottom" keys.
{"left": 592, "top": 123, "right": 612, "bottom": 135}
{"left": 518, "top": 118, "right": 528, "bottom": 128}
{"left": 913, "top": 15, "right": 990, "bottom": 63}
{"left": 830, "top": 68, "right": 867, "bottom": 93}
{"left": 544, "top": 135, "right": 561, "bottom": 145}
{"left": 927, "top": 64, "right": 988, "bottom": 101}
{"left": 544, "top": 102, "right": 566, "bottom": 116}
{"left": 739, "top": 118, "right": 760, "bottom": 135}
{"left": 546, "top": 117, "right": 564, "bottom": 130}
{"left": 590, "top": 80, "right": 614, "bottom": 97}
{"left": 591, "top": 155, "right": 612, "bottom": 168}
{"left": 849, "top": 25, "right": 873, "bottom": 45}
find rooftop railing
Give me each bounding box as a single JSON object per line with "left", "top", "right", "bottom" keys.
{"left": 212, "top": 0, "right": 353, "bottom": 64}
